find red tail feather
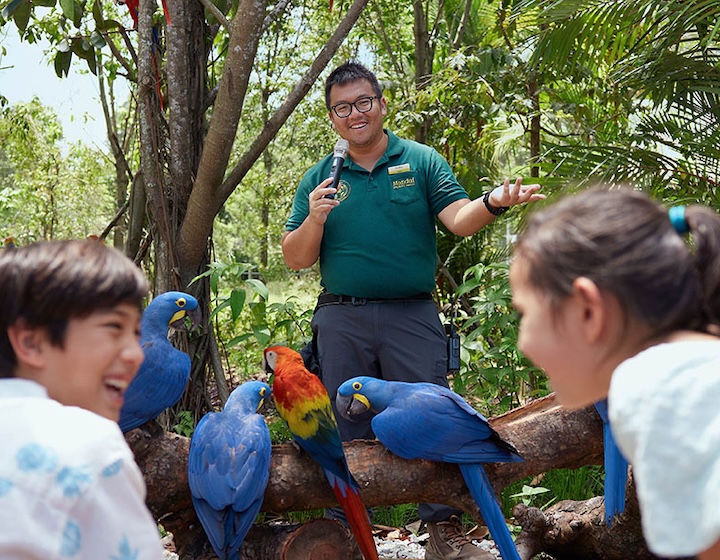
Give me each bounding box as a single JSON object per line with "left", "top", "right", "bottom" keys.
{"left": 331, "top": 483, "right": 378, "bottom": 560}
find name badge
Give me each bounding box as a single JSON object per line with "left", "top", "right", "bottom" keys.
{"left": 388, "top": 163, "right": 411, "bottom": 175}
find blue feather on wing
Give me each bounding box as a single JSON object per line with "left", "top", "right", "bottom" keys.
{"left": 337, "top": 377, "right": 522, "bottom": 560}
{"left": 188, "top": 381, "right": 272, "bottom": 559}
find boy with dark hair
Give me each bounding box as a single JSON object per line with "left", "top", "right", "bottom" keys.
{"left": 0, "top": 239, "right": 166, "bottom": 559}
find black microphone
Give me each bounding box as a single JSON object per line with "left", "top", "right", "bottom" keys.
{"left": 324, "top": 138, "right": 349, "bottom": 199}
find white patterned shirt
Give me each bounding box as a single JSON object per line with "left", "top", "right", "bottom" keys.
{"left": 610, "top": 341, "right": 720, "bottom": 557}
{"left": 0, "top": 378, "right": 166, "bottom": 559}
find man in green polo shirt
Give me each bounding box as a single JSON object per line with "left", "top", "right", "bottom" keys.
{"left": 283, "top": 60, "right": 544, "bottom": 560}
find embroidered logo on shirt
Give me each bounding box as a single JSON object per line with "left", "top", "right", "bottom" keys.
{"left": 335, "top": 180, "right": 351, "bottom": 202}
{"left": 392, "top": 176, "right": 416, "bottom": 189}
{"left": 388, "top": 163, "right": 411, "bottom": 175}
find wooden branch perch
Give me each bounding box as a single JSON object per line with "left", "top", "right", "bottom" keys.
{"left": 128, "top": 394, "right": 609, "bottom": 557}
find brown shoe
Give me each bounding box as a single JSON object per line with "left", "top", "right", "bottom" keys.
{"left": 425, "top": 515, "right": 495, "bottom": 560}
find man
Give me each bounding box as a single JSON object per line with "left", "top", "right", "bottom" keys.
{"left": 283, "top": 61, "right": 543, "bottom": 560}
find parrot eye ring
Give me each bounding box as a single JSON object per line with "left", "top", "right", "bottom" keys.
{"left": 176, "top": 297, "right": 187, "bottom": 307}
{"left": 259, "top": 387, "right": 267, "bottom": 396}
{"left": 352, "top": 381, "right": 362, "bottom": 390}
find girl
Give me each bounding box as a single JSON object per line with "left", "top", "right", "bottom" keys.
{"left": 509, "top": 187, "right": 720, "bottom": 559}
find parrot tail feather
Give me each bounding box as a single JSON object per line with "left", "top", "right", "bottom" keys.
{"left": 459, "top": 464, "right": 520, "bottom": 560}
{"left": 603, "top": 421, "right": 629, "bottom": 526}
{"left": 330, "top": 480, "right": 378, "bottom": 560}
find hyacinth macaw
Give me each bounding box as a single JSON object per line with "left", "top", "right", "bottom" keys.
{"left": 336, "top": 377, "right": 523, "bottom": 560}
{"left": 119, "top": 291, "right": 200, "bottom": 433}
{"left": 188, "top": 381, "right": 272, "bottom": 560}
{"left": 263, "top": 346, "right": 379, "bottom": 560}
{"left": 594, "top": 399, "right": 629, "bottom": 526}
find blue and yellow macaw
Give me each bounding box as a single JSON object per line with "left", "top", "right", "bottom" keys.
{"left": 263, "top": 346, "right": 379, "bottom": 560}
{"left": 336, "top": 376, "right": 523, "bottom": 560}
{"left": 119, "top": 291, "right": 200, "bottom": 433}
{"left": 188, "top": 381, "right": 272, "bottom": 560}
{"left": 594, "top": 399, "right": 629, "bottom": 526}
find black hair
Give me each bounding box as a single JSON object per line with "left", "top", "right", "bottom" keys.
{"left": 0, "top": 239, "right": 149, "bottom": 377}
{"left": 514, "top": 187, "right": 720, "bottom": 334}
{"left": 324, "top": 61, "right": 383, "bottom": 109}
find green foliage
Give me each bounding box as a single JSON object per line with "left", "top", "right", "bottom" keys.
{"left": 0, "top": 98, "right": 116, "bottom": 242}
{"left": 451, "top": 261, "right": 547, "bottom": 412}
{"left": 193, "top": 260, "right": 315, "bottom": 379}
{"left": 266, "top": 414, "right": 292, "bottom": 445}
{"left": 172, "top": 410, "right": 195, "bottom": 437}
{"left": 502, "top": 467, "right": 605, "bottom": 516}
{"left": 509, "top": 484, "right": 550, "bottom": 507}
{"left": 372, "top": 504, "right": 420, "bottom": 529}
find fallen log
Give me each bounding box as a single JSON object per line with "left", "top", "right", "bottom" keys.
{"left": 127, "top": 394, "right": 625, "bottom": 558}
{"left": 512, "top": 473, "right": 695, "bottom": 560}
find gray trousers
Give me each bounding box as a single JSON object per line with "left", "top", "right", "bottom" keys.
{"left": 313, "top": 298, "right": 463, "bottom": 523}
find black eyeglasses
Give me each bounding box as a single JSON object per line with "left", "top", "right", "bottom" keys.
{"left": 330, "top": 96, "right": 380, "bottom": 118}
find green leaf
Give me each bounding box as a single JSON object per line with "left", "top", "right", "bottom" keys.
{"left": 1, "top": 0, "right": 26, "bottom": 20}
{"left": 208, "top": 299, "right": 231, "bottom": 322}
{"left": 246, "top": 278, "right": 268, "bottom": 300}
{"left": 252, "top": 326, "right": 272, "bottom": 346}
{"left": 84, "top": 50, "right": 96, "bottom": 74}
{"left": 59, "top": 0, "right": 74, "bottom": 20}
{"left": 91, "top": 0, "right": 103, "bottom": 26}
{"left": 229, "top": 289, "right": 246, "bottom": 321}
{"left": 11, "top": 0, "right": 30, "bottom": 31}
{"left": 54, "top": 50, "right": 72, "bottom": 77}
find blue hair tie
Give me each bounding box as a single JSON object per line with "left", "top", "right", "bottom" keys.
{"left": 669, "top": 206, "right": 689, "bottom": 234}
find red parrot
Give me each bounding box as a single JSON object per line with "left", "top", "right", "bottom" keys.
{"left": 263, "top": 345, "right": 378, "bottom": 560}
{"left": 117, "top": 0, "right": 170, "bottom": 110}
{"left": 118, "top": 0, "right": 170, "bottom": 29}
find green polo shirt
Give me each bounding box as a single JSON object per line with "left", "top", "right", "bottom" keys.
{"left": 285, "top": 130, "right": 469, "bottom": 298}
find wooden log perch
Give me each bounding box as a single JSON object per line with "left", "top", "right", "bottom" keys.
{"left": 127, "top": 394, "right": 619, "bottom": 558}
{"left": 511, "top": 472, "right": 695, "bottom": 560}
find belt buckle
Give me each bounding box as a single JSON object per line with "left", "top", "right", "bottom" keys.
{"left": 350, "top": 296, "right": 367, "bottom": 306}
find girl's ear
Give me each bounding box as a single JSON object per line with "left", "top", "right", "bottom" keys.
{"left": 571, "top": 277, "right": 607, "bottom": 343}
{"left": 7, "top": 320, "right": 47, "bottom": 369}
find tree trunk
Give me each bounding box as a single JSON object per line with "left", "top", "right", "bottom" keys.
{"left": 127, "top": 394, "right": 629, "bottom": 558}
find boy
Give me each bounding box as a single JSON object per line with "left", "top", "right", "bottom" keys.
{"left": 0, "top": 239, "right": 166, "bottom": 559}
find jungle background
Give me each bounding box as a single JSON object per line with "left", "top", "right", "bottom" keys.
{"left": 1, "top": 0, "right": 719, "bottom": 531}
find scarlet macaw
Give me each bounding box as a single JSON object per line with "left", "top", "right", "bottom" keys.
{"left": 188, "top": 381, "right": 272, "bottom": 559}
{"left": 119, "top": 291, "right": 200, "bottom": 432}
{"left": 118, "top": 0, "right": 170, "bottom": 29}
{"left": 263, "top": 346, "right": 378, "bottom": 560}
{"left": 336, "top": 376, "right": 523, "bottom": 560}
{"left": 594, "top": 399, "right": 629, "bottom": 526}
{"left": 117, "top": 0, "right": 169, "bottom": 110}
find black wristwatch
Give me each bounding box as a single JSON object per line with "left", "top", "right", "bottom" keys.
{"left": 483, "top": 192, "right": 509, "bottom": 216}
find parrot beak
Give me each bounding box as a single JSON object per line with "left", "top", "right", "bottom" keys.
{"left": 169, "top": 307, "right": 201, "bottom": 332}
{"left": 336, "top": 392, "right": 371, "bottom": 421}
{"left": 263, "top": 350, "right": 277, "bottom": 374}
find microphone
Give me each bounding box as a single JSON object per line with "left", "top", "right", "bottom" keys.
{"left": 324, "top": 138, "right": 349, "bottom": 199}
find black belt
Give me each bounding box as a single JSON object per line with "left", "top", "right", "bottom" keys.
{"left": 317, "top": 292, "right": 433, "bottom": 307}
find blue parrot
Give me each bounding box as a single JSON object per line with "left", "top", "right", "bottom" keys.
{"left": 188, "top": 381, "right": 272, "bottom": 560}
{"left": 594, "top": 399, "right": 629, "bottom": 526}
{"left": 336, "top": 377, "right": 523, "bottom": 560}
{"left": 119, "top": 291, "right": 200, "bottom": 433}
